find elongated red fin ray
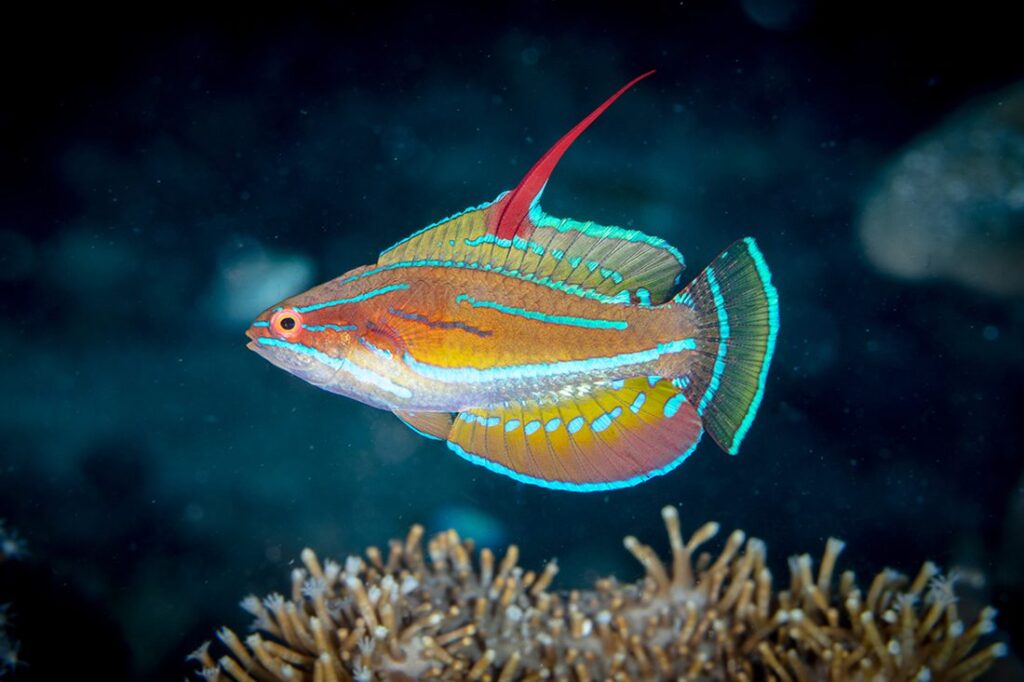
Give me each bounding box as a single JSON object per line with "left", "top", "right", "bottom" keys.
{"left": 446, "top": 377, "right": 703, "bottom": 492}
{"left": 376, "top": 70, "right": 684, "bottom": 303}
{"left": 492, "top": 70, "right": 657, "bottom": 240}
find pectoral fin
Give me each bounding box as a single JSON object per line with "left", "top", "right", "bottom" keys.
{"left": 394, "top": 410, "right": 456, "bottom": 441}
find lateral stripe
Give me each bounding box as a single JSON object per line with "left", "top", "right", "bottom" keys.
{"left": 454, "top": 294, "right": 628, "bottom": 330}
{"left": 303, "top": 323, "right": 357, "bottom": 332}
{"left": 255, "top": 337, "right": 412, "bottom": 399}
{"left": 358, "top": 337, "right": 393, "bottom": 360}
{"left": 294, "top": 284, "right": 409, "bottom": 313}
{"left": 403, "top": 337, "right": 696, "bottom": 384}
{"left": 338, "top": 260, "right": 636, "bottom": 306}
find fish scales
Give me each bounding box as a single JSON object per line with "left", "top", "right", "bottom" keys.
{"left": 264, "top": 264, "right": 699, "bottom": 412}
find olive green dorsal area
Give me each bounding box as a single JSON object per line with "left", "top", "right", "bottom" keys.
{"left": 378, "top": 198, "right": 686, "bottom": 305}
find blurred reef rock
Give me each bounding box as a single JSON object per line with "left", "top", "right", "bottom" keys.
{"left": 192, "top": 507, "right": 1006, "bottom": 681}
{"left": 203, "top": 239, "right": 314, "bottom": 328}
{"left": 859, "top": 82, "right": 1024, "bottom": 297}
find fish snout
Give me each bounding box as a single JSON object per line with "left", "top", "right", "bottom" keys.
{"left": 245, "top": 320, "right": 271, "bottom": 352}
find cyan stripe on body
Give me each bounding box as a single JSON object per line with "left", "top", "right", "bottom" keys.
{"left": 338, "top": 260, "right": 635, "bottom": 306}
{"left": 294, "top": 283, "right": 409, "bottom": 314}
{"left": 358, "top": 337, "right": 393, "bottom": 360}
{"left": 402, "top": 337, "right": 696, "bottom": 385}
{"left": 255, "top": 337, "right": 412, "bottom": 399}
{"left": 454, "top": 294, "right": 628, "bottom": 330}
{"left": 303, "top": 323, "right": 357, "bottom": 332}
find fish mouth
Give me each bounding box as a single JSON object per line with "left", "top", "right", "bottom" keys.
{"left": 245, "top": 326, "right": 266, "bottom": 352}
{"left": 244, "top": 330, "right": 325, "bottom": 382}
{"left": 246, "top": 334, "right": 283, "bottom": 365}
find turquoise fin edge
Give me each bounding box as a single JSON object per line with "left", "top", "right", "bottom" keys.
{"left": 726, "top": 237, "right": 780, "bottom": 455}
{"left": 446, "top": 429, "right": 703, "bottom": 493}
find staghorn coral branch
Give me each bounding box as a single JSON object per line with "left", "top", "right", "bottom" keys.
{"left": 192, "top": 508, "right": 1008, "bottom": 681}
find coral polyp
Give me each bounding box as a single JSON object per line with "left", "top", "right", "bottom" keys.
{"left": 191, "top": 508, "right": 1005, "bottom": 681}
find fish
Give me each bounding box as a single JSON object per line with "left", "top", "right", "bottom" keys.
{"left": 246, "top": 70, "right": 780, "bottom": 492}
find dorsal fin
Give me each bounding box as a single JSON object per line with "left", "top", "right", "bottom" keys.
{"left": 376, "top": 202, "right": 684, "bottom": 304}
{"left": 491, "top": 70, "right": 657, "bottom": 240}
{"left": 376, "top": 70, "right": 685, "bottom": 304}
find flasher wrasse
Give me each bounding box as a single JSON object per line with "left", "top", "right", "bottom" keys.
{"left": 246, "top": 71, "right": 780, "bottom": 492}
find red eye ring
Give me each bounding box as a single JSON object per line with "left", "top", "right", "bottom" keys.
{"left": 270, "top": 308, "right": 303, "bottom": 339}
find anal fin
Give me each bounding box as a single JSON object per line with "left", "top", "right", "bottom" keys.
{"left": 447, "top": 378, "right": 703, "bottom": 492}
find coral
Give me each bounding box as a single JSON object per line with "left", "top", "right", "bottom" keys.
{"left": 0, "top": 520, "right": 25, "bottom": 677}
{"left": 191, "top": 507, "right": 1007, "bottom": 681}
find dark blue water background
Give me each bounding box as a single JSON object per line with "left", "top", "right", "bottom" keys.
{"left": 1, "top": 2, "right": 1022, "bottom": 679}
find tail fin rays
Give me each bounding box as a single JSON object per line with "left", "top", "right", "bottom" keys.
{"left": 676, "top": 237, "right": 779, "bottom": 454}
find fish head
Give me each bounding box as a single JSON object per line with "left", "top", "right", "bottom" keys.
{"left": 246, "top": 274, "right": 412, "bottom": 408}
{"left": 246, "top": 279, "right": 361, "bottom": 389}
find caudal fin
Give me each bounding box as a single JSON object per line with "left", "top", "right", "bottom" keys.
{"left": 675, "top": 237, "right": 779, "bottom": 454}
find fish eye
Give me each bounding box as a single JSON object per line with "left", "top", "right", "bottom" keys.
{"left": 270, "top": 308, "right": 303, "bottom": 339}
